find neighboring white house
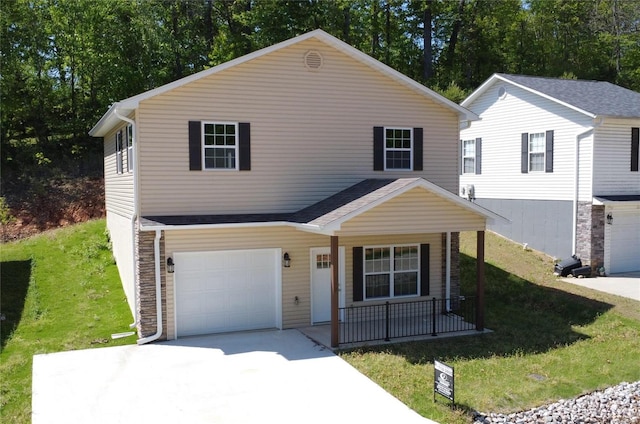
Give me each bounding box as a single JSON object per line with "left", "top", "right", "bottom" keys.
{"left": 90, "top": 30, "right": 500, "bottom": 346}
{"left": 460, "top": 73, "right": 640, "bottom": 274}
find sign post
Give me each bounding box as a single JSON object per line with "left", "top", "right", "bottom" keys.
{"left": 433, "top": 359, "right": 455, "bottom": 406}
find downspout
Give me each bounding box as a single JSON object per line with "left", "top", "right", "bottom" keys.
{"left": 137, "top": 229, "right": 163, "bottom": 345}
{"left": 114, "top": 107, "right": 139, "bottom": 330}
{"left": 573, "top": 118, "right": 604, "bottom": 254}
{"left": 445, "top": 231, "right": 451, "bottom": 312}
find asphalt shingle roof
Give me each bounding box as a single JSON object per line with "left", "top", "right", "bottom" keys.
{"left": 498, "top": 73, "right": 640, "bottom": 118}
{"left": 142, "top": 179, "right": 418, "bottom": 228}
{"left": 595, "top": 195, "right": 640, "bottom": 202}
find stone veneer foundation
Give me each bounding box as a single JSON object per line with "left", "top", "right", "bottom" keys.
{"left": 575, "top": 202, "right": 605, "bottom": 272}
{"left": 135, "top": 229, "right": 168, "bottom": 340}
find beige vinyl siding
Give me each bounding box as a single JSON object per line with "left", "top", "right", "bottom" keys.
{"left": 104, "top": 126, "right": 135, "bottom": 217}
{"left": 593, "top": 118, "right": 640, "bottom": 196}
{"left": 460, "top": 82, "right": 594, "bottom": 201}
{"left": 137, "top": 38, "right": 460, "bottom": 216}
{"left": 164, "top": 226, "right": 327, "bottom": 338}
{"left": 337, "top": 188, "right": 486, "bottom": 235}
{"left": 106, "top": 211, "right": 136, "bottom": 317}
{"left": 163, "top": 226, "right": 445, "bottom": 339}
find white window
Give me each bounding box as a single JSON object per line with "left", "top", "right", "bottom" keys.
{"left": 115, "top": 130, "right": 123, "bottom": 174}
{"left": 316, "top": 254, "right": 330, "bottom": 269}
{"left": 203, "top": 122, "right": 238, "bottom": 170}
{"left": 385, "top": 128, "right": 413, "bottom": 170}
{"left": 364, "top": 245, "right": 419, "bottom": 299}
{"left": 126, "top": 124, "right": 134, "bottom": 173}
{"left": 529, "top": 132, "right": 545, "bottom": 172}
{"left": 462, "top": 139, "right": 476, "bottom": 173}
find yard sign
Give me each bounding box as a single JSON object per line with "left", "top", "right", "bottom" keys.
{"left": 433, "top": 359, "right": 454, "bottom": 405}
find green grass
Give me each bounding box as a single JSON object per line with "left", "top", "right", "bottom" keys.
{"left": 0, "top": 220, "right": 134, "bottom": 423}
{"left": 340, "top": 231, "right": 640, "bottom": 424}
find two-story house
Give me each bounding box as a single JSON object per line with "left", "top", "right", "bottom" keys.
{"left": 459, "top": 73, "right": 640, "bottom": 274}
{"left": 90, "top": 30, "right": 500, "bottom": 347}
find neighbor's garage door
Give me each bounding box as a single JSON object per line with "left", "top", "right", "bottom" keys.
{"left": 175, "top": 249, "right": 279, "bottom": 337}
{"left": 610, "top": 208, "right": 640, "bottom": 273}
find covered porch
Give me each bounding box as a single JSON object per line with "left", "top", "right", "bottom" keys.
{"left": 291, "top": 178, "right": 500, "bottom": 348}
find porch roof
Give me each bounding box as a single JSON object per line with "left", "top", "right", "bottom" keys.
{"left": 140, "top": 178, "right": 503, "bottom": 235}
{"left": 593, "top": 195, "right": 640, "bottom": 205}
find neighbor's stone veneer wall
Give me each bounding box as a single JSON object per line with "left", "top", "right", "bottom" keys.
{"left": 135, "top": 229, "right": 168, "bottom": 340}
{"left": 575, "top": 202, "right": 605, "bottom": 271}
{"left": 441, "top": 232, "right": 460, "bottom": 300}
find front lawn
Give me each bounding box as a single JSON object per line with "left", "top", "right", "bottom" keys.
{"left": 340, "top": 231, "right": 640, "bottom": 424}
{"left": 0, "top": 220, "right": 134, "bottom": 423}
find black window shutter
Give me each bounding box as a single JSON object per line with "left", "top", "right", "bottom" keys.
{"left": 632, "top": 127, "right": 639, "bottom": 172}
{"left": 373, "top": 127, "right": 384, "bottom": 171}
{"left": 545, "top": 130, "right": 554, "bottom": 173}
{"left": 459, "top": 140, "right": 463, "bottom": 175}
{"left": 420, "top": 244, "right": 430, "bottom": 296}
{"left": 521, "top": 133, "right": 529, "bottom": 173}
{"left": 475, "top": 137, "right": 482, "bottom": 174}
{"left": 353, "top": 247, "right": 363, "bottom": 302}
{"left": 123, "top": 128, "right": 128, "bottom": 171}
{"left": 413, "top": 127, "right": 423, "bottom": 171}
{"left": 239, "top": 122, "right": 251, "bottom": 171}
{"left": 188, "top": 121, "right": 202, "bottom": 171}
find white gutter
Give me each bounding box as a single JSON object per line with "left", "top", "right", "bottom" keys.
{"left": 573, "top": 118, "right": 604, "bottom": 254}
{"left": 113, "top": 108, "right": 140, "bottom": 330}
{"left": 139, "top": 220, "right": 293, "bottom": 232}
{"left": 137, "top": 229, "right": 163, "bottom": 345}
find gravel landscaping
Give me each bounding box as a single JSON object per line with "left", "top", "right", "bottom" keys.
{"left": 473, "top": 381, "right": 640, "bottom": 424}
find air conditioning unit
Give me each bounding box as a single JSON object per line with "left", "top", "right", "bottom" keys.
{"left": 464, "top": 184, "right": 475, "bottom": 201}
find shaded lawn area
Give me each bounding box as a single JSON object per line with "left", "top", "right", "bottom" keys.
{"left": 1, "top": 260, "right": 31, "bottom": 349}
{"left": 0, "top": 220, "right": 134, "bottom": 423}
{"left": 340, "top": 231, "right": 640, "bottom": 424}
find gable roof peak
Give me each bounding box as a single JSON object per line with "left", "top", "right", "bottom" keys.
{"left": 463, "top": 73, "right": 640, "bottom": 119}
{"left": 90, "top": 29, "right": 476, "bottom": 137}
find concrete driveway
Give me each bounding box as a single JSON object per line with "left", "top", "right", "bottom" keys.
{"left": 561, "top": 271, "right": 640, "bottom": 301}
{"left": 33, "top": 329, "right": 436, "bottom": 424}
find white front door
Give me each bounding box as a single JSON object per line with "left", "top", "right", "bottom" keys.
{"left": 311, "top": 247, "right": 345, "bottom": 324}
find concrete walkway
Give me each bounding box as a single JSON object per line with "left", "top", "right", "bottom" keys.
{"left": 561, "top": 271, "right": 640, "bottom": 301}
{"left": 32, "top": 329, "right": 437, "bottom": 424}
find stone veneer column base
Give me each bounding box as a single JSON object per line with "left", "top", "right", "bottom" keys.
{"left": 135, "top": 229, "right": 167, "bottom": 340}
{"left": 575, "top": 202, "right": 605, "bottom": 272}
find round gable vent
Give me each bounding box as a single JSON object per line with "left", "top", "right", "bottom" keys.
{"left": 304, "top": 50, "right": 323, "bottom": 70}
{"left": 498, "top": 86, "right": 507, "bottom": 99}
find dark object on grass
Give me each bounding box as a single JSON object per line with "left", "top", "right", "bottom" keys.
{"left": 571, "top": 266, "right": 592, "bottom": 278}
{"left": 554, "top": 255, "right": 582, "bottom": 277}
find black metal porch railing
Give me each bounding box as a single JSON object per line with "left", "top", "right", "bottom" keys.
{"left": 338, "top": 296, "right": 476, "bottom": 344}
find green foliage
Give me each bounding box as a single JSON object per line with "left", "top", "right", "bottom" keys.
{"left": 435, "top": 81, "right": 470, "bottom": 104}
{"left": 0, "top": 197, "right": 15, "bottom": 225}
{"left": 560, "top": 72, "right": 579, "bottom": 80}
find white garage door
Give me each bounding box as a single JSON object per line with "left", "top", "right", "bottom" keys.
{"left": 610, "top": 208, "right": 640, "bottom": 273}
{"left": 175, "top": 249, "right": 280, "bottom": 337}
